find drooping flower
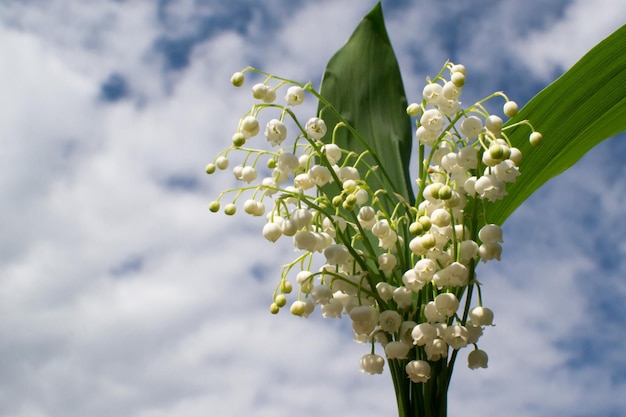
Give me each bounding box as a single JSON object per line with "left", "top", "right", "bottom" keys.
{"left": 305, "top": 117, "right": 327, "bottom": 139}
{"left": 469, "top": 306, "right": 495, "bottom": 326}
{"left": 385, "top": 341, "right": 411, "bottom": 359}
{"left": 285, "top": 86, "right": 305, "bottom": 105}
{"left": 420, "top": 109, "right": 445, "bottom": 133}
{"left": 406, "top": 360, "right": 431, "bottom": 383}
{"left": 468, "top": 349, "right": 489, "bottom": 369}
{"left": 240, "top": 115, "right": 260, "bottom": 138}
{"left": 411, "top": 323, "right": 437, "bottom": 346}
{"left": 474, "top": 174, "right": 507, "bottom": 201}
{"left": 443, "top": 325, "right": 469, "bottom": 350}
{"left": 379, "top": 310, "right": 403, "bottom": 333}
{"left": 360, "top": 354, "right": 385, "bottom": 374}
{"left": 434, "top": 293, "right": 459, "bottom": 318}
{"left": 265, "top": 119, "right": 287, "bottom": 146}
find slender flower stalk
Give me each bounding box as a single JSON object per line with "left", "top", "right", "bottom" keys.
{"left": 207, "top": 63, "right": 541, "bottom": 417}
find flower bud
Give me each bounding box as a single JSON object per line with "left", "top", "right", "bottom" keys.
{"left": 262, "top": 88, "right": 276, "bottom": 103}
{"left": 251, "top": 83, "right": 268, "bottom": 99}
{"left": 503, "top": 101, "right": 518, "bottom": 117}
{"left": 409, "top": 221, "right": 424, "bottom": 235}
{"left": 406, "top": 102, "right": 420, "bottom": 117}
{"left": 290, "top": 300, "right": 306, "bottom": 316}
{"left": 451, "top": 63, "right": 466, "bottom": 74}
{"left": 274, "top": 294, "right": 287, "bottom": 307}
{"left": 451, "top": 71, "right": 465, "bottom": 87}
{"left": 489, "top": 143, "right": 504, "bottom": 160}
{"left": 529, "top": 131, "right": 543, "bottom": 146}
{"left": 437, "top": 185, "right": 453, "bottom": 201}
{"left": 485, "top": 115, "right": 503, "bottom": 136}
{"left": 232, "top": 132, "right": 246, "bottom": 147}
{"left": 224, "top": 203, "right": 236, "bottom": 216}
{"left": 418, "top": 216, "right": 432, "bottom": 231}
{"left": 215, "top": 156, "right": 229, "bottom": 170}
{"left": 230, "top": 71, "right": 244, "bottom": 87}
{"left": 205, "top": 163, "right": 216, "bottom": 174}
{"left": 420, "top": 233, "right": 437, "bottom": 250}
{"left": 208, "top": 201, "right": 220, "bottom": 212}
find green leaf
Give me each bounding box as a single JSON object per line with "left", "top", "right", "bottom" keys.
{"left": 489, "top": 24, "right": 626, "bottom": 225}
{"left": 317, "top": 2, "right": 414, "bottom": 209}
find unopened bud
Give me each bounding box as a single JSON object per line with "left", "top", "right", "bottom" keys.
{"left": 230, "top": 72, "right": 244, "bottom": 87}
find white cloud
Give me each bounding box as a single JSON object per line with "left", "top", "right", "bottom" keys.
{"left": 512, "top": 0, "right": 626, "bottom": 79}
{"left": 0, "top": 1, "right": 624, "bottom": 417}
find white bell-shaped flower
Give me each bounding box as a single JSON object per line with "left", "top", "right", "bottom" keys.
{"left": 479, "top": 242, "right": 502, "bottom": 262}
{"left": 324, "top": 244, "right": 350, "bottom": 265}
{"left": 424, "top": 338, "right": 448, "bottom": 361}
{"left": 434, "top": 293, "right": 459, "bottom": 318}
{"left": 424, "top": 301, "right": 446, "bottom": 323}
{"left": 321, "top": 144, "right": 342, "bottom": 164}
{"left": 444, "top": 325, "right": 469, "bottom": 350}
{"left": 360, "top": 354, "right": 384, "bottom": 374}
{"left": 412, "top": 322, "right": 437, "bottom": 346}
{"left": 311, "top": 284, "right": 332, "bottom": 305}
{"left": 240, "top": 115, "right": 260, "bottom": 138}
{"left": 385, "top": 341, "right": 410, "bottom": 359}
{"left": 475, "top": 174, "right": 507, "bottom": 202}
{"left": 285, "top": 86, "right": 305, "bottom": 105}
{"left": 402, "top": 269, "right": 426, "bottom": 292}
{"left": 293, "top": 231, "right": 318, "bottom": 252}
{"left": 468, "top": 349, "right": 488, "bottom": 369}
{"left": 309, "top": 165, "right": 332, "bottom": 186}
{"left": 422, "top": 83, "right": 443, "bottom": 104}
{"left": 479, "top": 224, "right": 503, "bottom": 244}
{"left": 264, "top": 119, "right": 287, "bottom": 146}
{"left": 305, "top": 117, "right": 327, "bottom": 139}
{"left": 469, "top": 306, "right": 495, "bottom": 326}
{"left": 460, "top": 116, "right": 482, "bottom": 139}
{"left": 321, "top": 298, "right": 343, "bottom": 318}
{"left": 493, "top": 159, "right": 520, "bottom": 183}
{"left": 378, "top": 253, "right": 397, "bottom": 274}
{"left": 392, "top": 286, "right": 413, "bottom": 309}
{"left": 379, "top": 310, "right": 403, "bottom": 333}
{"left": 262, "top": 222, "right": 282, "bottom": 242}
{"left": 406, "top": 360, "right": 431, "bottom": 383}
{"left": 375, "top": 282, "right": 395, "bottom": 301}
{"left": 420, "top": 109, "right": 444, "bottom": 133}
{"left": 278, "top": 152, "right": 300, "bottom": 174}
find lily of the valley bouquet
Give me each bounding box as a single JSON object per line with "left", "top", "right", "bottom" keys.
{"left": 206, "top": 4, "right": 626, "bottom": 417}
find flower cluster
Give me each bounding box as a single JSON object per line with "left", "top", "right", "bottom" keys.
{"left": 207, "top": 64, "right": 541, "bottom": 383}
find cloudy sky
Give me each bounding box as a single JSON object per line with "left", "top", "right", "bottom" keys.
{"left": 1, "top": 1, "right": 625, "bottom": 416}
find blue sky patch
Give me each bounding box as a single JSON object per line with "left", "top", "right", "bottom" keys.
{"left": 99, "top": 73, "right": 130, "bottom": 102}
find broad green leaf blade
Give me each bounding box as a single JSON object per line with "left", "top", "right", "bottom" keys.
{"left": 317, "top": 3, "right": 414, "bottom": 208}
{"left": 489, "top": 24, "right": 626, "bottom": 225}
